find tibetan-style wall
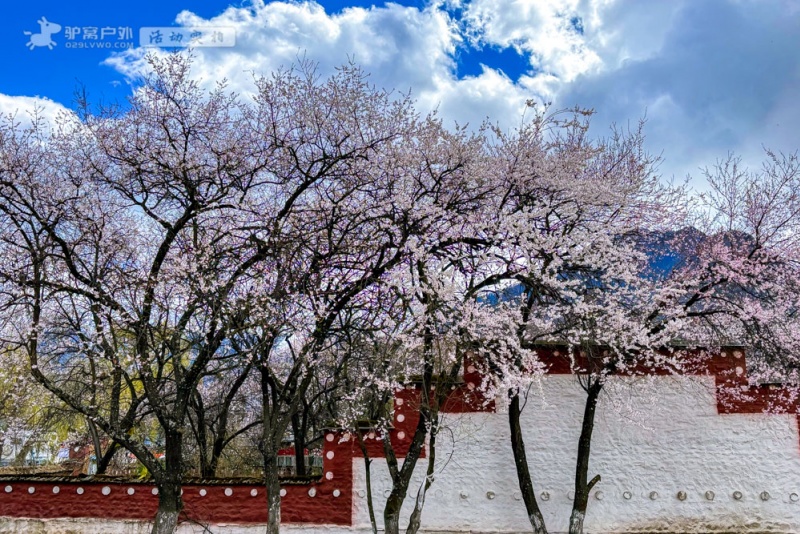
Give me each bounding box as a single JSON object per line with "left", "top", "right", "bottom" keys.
{"left": 3, "top": 348, "right": 800, "bottom": 533}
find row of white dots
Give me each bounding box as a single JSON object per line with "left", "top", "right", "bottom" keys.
{"left": 356, "top": 489, "right": 799, "bottom": 503}
{"left": 2, "top": 485, "right": 341, "bottom": 498}
{"left": 328, "top": 431, "right": 408, "bottom": 442}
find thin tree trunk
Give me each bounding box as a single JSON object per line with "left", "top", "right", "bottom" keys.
{"left": 406, "top": 417, "right": 437, "bottom": 534}
{"left": 356, "top": 431, "right": 379, "bottom": 534}
{"left": 508, "top": 391, "right": 548, "bottom": 534}
{"left": 383, "top": 409, "right": 429, "bottom": 534}
{"left": 95, "top": 441, "right": 120, "bottom": 475}
{"left": 569, "top": 379, "right": 603, "bottom": 534}
{"left": 260, "top": 362, "right": 282, "bottom": 534}
{"left": 87, "top": 418, "right": 103, "bottom": 474}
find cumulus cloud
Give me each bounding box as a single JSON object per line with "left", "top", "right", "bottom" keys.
{"left": 101, "top": 0, "right": 800, "bottom": 183}
{"left": 0, "top": 94, "right": 71, "bottom": 128}
{"left": 461, "top": 0, "right": 603, "bottom": 82}
{"left": 104, "top": 1, "right": 535, "bottom": 129}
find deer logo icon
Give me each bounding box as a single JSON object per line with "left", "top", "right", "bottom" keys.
{"left": 24, "top": 17, "right": 62, "bottom": 50}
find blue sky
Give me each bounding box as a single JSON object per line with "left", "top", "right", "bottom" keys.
{"left": 3, "top": 0, "right": 799, "bottom": 183}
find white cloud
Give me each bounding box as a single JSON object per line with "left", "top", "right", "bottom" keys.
{"left": 107, "top": 2, "right": 460, "bottom": 101}
{"left": 100, "top": 0, "right": 800, "bottom": 184}
{"left": 104, "top": 1, "right": 536, "bottom": 130}
{"left": 461, "top": 0, "right": 603, "bottom": 82}
{"left": 0, "top": 94, "right": 71, "bottom": 128}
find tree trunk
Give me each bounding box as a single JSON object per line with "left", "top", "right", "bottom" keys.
{"left": 384, "top": 492, "right": 404, "bottom": 534}
{"left": 87, "top": 418, "right": 103, "bottom": 474}
{"left": 291, "top": 412, "right": 306, "bottom": 476}
{"left": 151, "top": 477, "right": 182, "bottom": 534}
{"left": 95, "top": 441, "right": 120, "bottom": 475}
{"left": 383, "top": 394, "right": 431, "bottom": 534}
{"left": 406, "top": 417, "right": 437, "bottom": 534}
{"left": 264, "top": 452, "right": 282, "bottom": 534}
{"left": 569, "top": 379, "right": 603, "bottom": 534}
{"left": 12, "top": 440, "right": 34, "bottom": 467}
{"left": 151, "top": 430, "right": 184, "bottom": 534}
{"left": 356, "top": 431, "right": 379, "bottom": 534}
{"left": 508, "top": 391, "right": 548, "bottom": 534}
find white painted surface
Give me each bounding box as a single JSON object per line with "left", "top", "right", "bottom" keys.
{"left": 350, "top": 375, "right": 800, "bottom": 532}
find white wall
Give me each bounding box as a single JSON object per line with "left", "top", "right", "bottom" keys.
{"left": 351, "top": 375, "right": 800, "bottom": 533}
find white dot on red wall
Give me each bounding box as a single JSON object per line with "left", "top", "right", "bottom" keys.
{"left": 333, "top": 489, "right": 341, "bottom": 498}
{"left": 397, "top": 431, "right": 406, "bottom": 440}
{"left": 396, "top": 398, "right": 403, "bottom": 406}
{"left": 224, "top": 488, "right": 233, "bottom": 497}
{"left": 326, "top": 434, "right": 334, "bottom": 442}
{"left": 27, "top": 487, "right": 35, "bottom": 494}
{"left": 251, "top": 489, "right": 258, "bottom": 497}
{"left": 77, "top": 488, "right": 84, "bottom": 495}
{"left": 199, "top": 489, "right": 207, "bottom": 497}
{"left": 396, "top": 414, "right": 405, "bottom": 423}
{"left": 279, "top": 489, "right": 287, "bottom": 497}
{"left": 735, "top": 366, "right": 744, "bottom": 376}
{"left": 52, "top": 486, "right": 60, "bottom": 494}
{"left": 101, "top": 486, "right": 111, "bottom": 496}
{"left": 127, "top": 487, "right": 135, "bottom": 495}
{"left": 733, "top": 350, "right": 743, "bottom": 359}
{"left": 151, "top": 488, "right": 158, "bottom": 495}
{"left": 325, "top": 472, "right": 333, "bottom": 480}
{"left": 326, "top": 451, "right": 334, "bottom": 460}
{"left": 308, "top": 488, "right": 317, "bottom": 498}
{"left": 3, "top": 486, "right": 10, "bottom": 493}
